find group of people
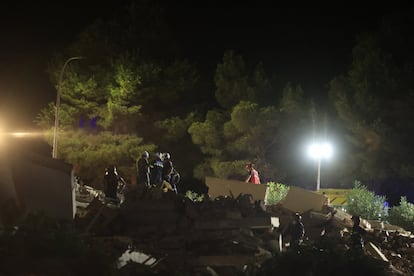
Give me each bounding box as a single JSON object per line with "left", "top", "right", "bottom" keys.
{"left": 281, "top": 212, "right": 367, "bottom": 253}
{"left": 101, "top": 151, "right": 180, "bottom": 203}
{"left": 136, "top": 151, "right": 180, "bottom": 193}
{"left": 103, "top": 156, "right": 369, "bottom": 257}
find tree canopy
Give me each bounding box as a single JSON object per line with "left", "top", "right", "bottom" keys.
{"left": 330, "top": 34, "right": 414, "bottom": 183}
{"left": 35, "top": 2, "right": 414, "bottom": 200}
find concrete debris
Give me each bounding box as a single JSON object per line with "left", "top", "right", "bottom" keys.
{"left": 73, "top": 184, "right": 414, "bottom": 275}
{"left": 205, "top": 176, "right": 267, "bottom": 201}
{"left": 279, "top": 185, "right": 329, "bottom": 213}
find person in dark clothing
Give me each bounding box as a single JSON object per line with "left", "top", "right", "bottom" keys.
{"left": 136, "top": 151, "right": 150, "bottom": 188}
{"left": 350, "top": 215, "right": 366, "bottom": 252}
{"left": 104, "top": 165, "right": 125, "bottom": 202}
{"left": 161, "top": 152, "right": 179, "bottom": 194}
{"left": 285, "top": 213, "right": 305, "bottom": 249}
{"left": 150, "top": 152, "right": 164, "bottom": 187}
{"left": 162, "top": 152, "right": 173, "bottom": 183}
{"left": 169, "top": 168, "right": 181, "bottom": 193}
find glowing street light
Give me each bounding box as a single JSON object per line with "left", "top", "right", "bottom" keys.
{"left": 52, "top": 56, "right": 84, "bottom": 159}
{"left": 308, "top": 142, "right": 333, "bottom": 191}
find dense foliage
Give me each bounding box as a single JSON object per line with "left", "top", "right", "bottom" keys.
{"left": 36, "top": 2, "right": 414, "bottom": 197}
{"left": 264, "top": 182, "right": 290, "bottom": 205}
{"left": 184, "top": 190, "right": 205, "bottom": 202}
{"left": 346, "top": 181, "right": 388, "bottom": 220}
{"left": 388, "top": 197, "right": 414, "bottom": 232}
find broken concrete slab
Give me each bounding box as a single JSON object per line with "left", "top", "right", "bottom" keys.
{"left": 205, "top": 176, "right": 267, "bottom": 201}
{"left": 280, "top": 186, "right": 327, "bottom": 213}
{"left": 194, "top": 217, "right": 271, "bottom": 230}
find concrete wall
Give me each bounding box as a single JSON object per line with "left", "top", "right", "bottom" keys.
{"left": 0, "top": 155, "right": 18, "bottom": 204}
{"left": 11, "top": 155, "right": 75, "bottom": 220}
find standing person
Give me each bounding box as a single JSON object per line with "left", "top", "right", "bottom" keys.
{"left": 162, "top": 152, "right": 178, "bottom": 194}
{"left": 162, "top": 152, "right": 173, "bottom": 183}
{"left": 136, "top": 151, "right": 150, "bottom": 188}
{"left": 284, "top": 213, "right": 305, "bottom": 250}
{"left": 350, "top": 215, "right": 366, "bottom": 253}
{"left": 103, "top": 165, "right": 125, "bottom": 203}
{"left": 245, "top": 163, "right": 261, "bottom": 184}
{"left": 150, "top": 152, "right": 164, "bottom": 187}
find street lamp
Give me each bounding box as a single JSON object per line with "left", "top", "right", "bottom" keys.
{"left": 52, "top": 56, "right": 84, "bottom": 159}
{"left": 308, "top": 142, "right": 333, "bottom": 191}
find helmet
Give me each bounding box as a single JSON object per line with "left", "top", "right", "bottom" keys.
{"left": 155, "top": 152, "right": 162, "bottom": 159}
{"left": 294, "top": 213, "right": 302, "bottom": 221}
{"left": 106, "top": 165, "right": 116, "bottom": 174}
{"left": 142, "top": 151, "right": 149, "bottom": 158}
{"left": 164, "top": 152, "right": 170, "bottom": 160}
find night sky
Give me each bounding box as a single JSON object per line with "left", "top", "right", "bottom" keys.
{"left": 0, "top": 1, "right": 410, "bottom": 130}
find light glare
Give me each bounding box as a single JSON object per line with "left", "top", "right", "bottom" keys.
{"left": 308, "top": 142, "right": 333, "bottom": 159}
{"left": 12, "top": 132, "right": 28, "bottom": 138}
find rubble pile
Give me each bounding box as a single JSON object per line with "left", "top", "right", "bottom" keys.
{"left": 75, "top": 187, "right": 414, "bottom": 275}
{"left": 79, "top": 191, "right": 276, "bottom": 274}
{"left": 270, "top": 206, "right": 414, "bottom": 275}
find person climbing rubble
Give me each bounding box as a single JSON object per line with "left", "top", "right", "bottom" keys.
{"left": 245, "top": 163, "right": 261, "bottom": 184}
{"left": 349, "top": 214, "right": 367, "bottom": 253}
{"left": 283, "top": 212, "right": 305, "bottom": 251}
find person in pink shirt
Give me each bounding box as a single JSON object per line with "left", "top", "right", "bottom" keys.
{"left": 245, "top": 163, "right": 261, "bottom": 184}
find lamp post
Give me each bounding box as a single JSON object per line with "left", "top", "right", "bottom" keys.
{"left": 308, "top": 142, "right": 333, "bottom": 191}
{"left": 52, "top": 56, "right": 84, "bottom": 159}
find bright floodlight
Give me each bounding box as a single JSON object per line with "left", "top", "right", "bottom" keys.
{"left": 308, "top": 141, "right": 333, "bottom": 191}
{"left": 308, "top": 142, "right": 333, "bottom": 159}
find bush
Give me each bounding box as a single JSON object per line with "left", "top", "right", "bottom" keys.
{"left": 185, "top": 190, "right": 204, "bottom": 202}
{"left": 346, "top": 180, "right": 387, "bottom": 220}
{"left": 388, "top": 197, "right": 414, "bottom": 232}
{"left": 265, "top": 182, "right": 289, "bottom": 205}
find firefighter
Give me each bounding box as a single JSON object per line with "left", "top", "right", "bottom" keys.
{"left": 162, "top": 152, "right": 174, "bottom": 183}
{"left": 150, "top": 152, "right": 164, "bottom": 187}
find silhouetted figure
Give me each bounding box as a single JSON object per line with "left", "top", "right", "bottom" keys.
{"left": 162, "top": 152, "right": 173, "bottom": 183}
{"left": 285, "top": 213, "right": 305, "bottom": 249}
{"left": 170, "top": 168, "right": 181, "bottom": 193}
{"left": 104, "top": 165, "right": 125, "bottom": 203}
{"left": 150, "top": 152, "right": 164, "bottom": 187}
{"left": 350, "top": 215, "right": 366, "bottom": 252}
{"left": 136, "top": 151, "right": 150, "bottom": 188}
